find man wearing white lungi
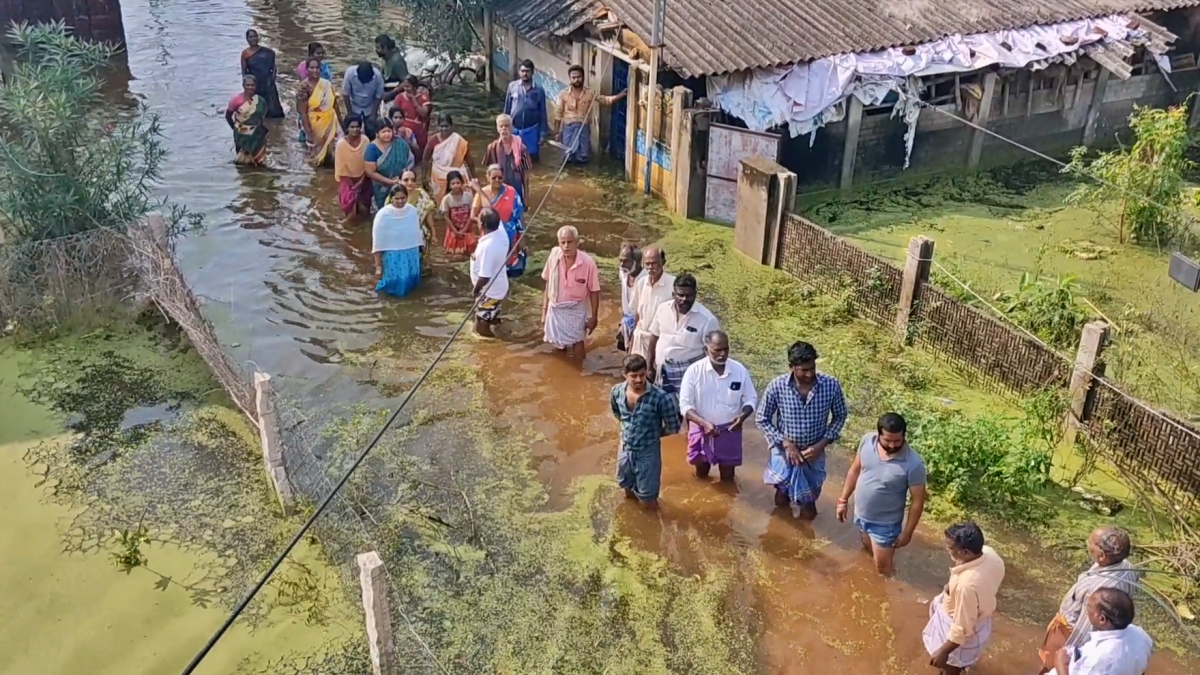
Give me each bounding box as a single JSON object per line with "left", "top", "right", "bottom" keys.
{"left": 629, "top": 246, "right": 674, "bottom": 362}
{"left": 541, "top": 226, "right": 600, "bottom": 356}
{"left": 924, "top": 521, "right": 1006, "bottom": 675}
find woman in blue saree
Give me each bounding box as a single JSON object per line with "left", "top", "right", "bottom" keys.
{"left": 470, "top": 163, "right": 527, "bottom": 277}
{"left": 364, "top": 124, "right": 415, "bottom": 210}
{"left": 372, "top": 184, "right": 424, "bottom": 297}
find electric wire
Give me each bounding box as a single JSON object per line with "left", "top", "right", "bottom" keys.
{"left": 179, "top": 59, "right": 613, "bottom": 675}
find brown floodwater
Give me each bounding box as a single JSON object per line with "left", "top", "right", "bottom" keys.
{"left": 103, "top": 0, "right": 1193, "bottom": 672}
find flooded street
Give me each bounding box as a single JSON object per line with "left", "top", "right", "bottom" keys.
{"left": 26, "top": 0, "right": 1186, "bottom": 672}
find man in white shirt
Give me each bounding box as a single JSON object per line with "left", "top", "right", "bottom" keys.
{"left": 628, "top": 246, "right": 674, "bottom": 362}
{"left": 616, "top": 241, "right": 644, "bottom": 351}
{"left": 645, "top": 272, "right": 720, "bottom": 408}
{"left": 1053, "top": 588, "right": 1152, "bottom": 675}
{"left": 470, "top": 211, "right": 510, "bottom": 338}
{"left": 678, "top": 330, "right": 756, "bottom": 481}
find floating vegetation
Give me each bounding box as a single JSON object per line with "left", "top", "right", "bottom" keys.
{"left": 110, "top": 514, "right": 151, "bottom": 574}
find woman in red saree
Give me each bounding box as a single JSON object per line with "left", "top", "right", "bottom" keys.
{"left": 392, "top": 75, "right": 430, "bottom": 156}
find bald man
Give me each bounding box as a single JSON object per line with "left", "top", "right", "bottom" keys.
{"left": 628, "top": 246, "right": 674, "bottom": 370}
{"left": 541, "top": 225, "right": 600, "bottom": 356}
{"left": 1038, "top": 527, "right": 1140, "bottom": 673}
{"left": 1052, "top": 588, "right": 1152, "bottom": 675}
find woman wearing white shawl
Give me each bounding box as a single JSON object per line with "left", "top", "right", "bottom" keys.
{"left": 372, "top": 184, "right": 424, "bottom": 297}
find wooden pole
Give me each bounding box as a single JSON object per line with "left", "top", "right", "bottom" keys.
{"left": 895, "top": 236, "right": 935, "bottom": 343}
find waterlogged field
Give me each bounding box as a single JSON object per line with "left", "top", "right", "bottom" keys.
{"left": 0, "top": 322, "right": 364, "bottom": 675}
{"left": 799, "top": 162, "right": 1200, "bottom": 419}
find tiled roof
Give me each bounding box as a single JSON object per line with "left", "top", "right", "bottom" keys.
{"left": 601, "top": 0, "right": 1200, "bottom": 77}
{"left": 494, "top": 0, "right": 605, "bottom": 43}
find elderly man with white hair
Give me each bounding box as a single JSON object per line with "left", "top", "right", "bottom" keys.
{"left": 541, "top": 225, "right": 600, "bottom": 356}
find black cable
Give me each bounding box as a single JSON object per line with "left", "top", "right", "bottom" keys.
{"left": 179, "top": 52, "right": 610, "bottom": 675}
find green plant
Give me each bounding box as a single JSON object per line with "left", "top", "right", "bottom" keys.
{"left": 993, "top": 272, "right": 1092, "bottom": 350}
{"left": 111, "top": 518, "right": 151, "bottom": 574}
{"left": 898, "top": 405, "right": 1053, "bottom": 527}
{"left": 0, "top": 22, "right": 200, "bottom": 243}
{"left": 1064, "top": 104, "right": 1192, "bottom": 248}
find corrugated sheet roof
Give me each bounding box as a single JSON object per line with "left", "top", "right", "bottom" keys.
{"left": 601, "top": 0, "right": 1200, "bottom": 77}
{"left": 494, "top": 0, "right": 604, "bottom": 43}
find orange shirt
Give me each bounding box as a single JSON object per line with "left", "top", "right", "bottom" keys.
{"left": 543, "top": 249, "right": 600, "bottom": 303}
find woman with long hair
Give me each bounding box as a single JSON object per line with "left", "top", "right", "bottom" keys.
{"left": 240, "top": 29, "right": 284, "bottom": 118}
{"left": 470, "top": 164, "right": 527, "bottom": 277}
{"left": 297, "top": 56, "right": 339, "bottom": 167}
{"left": 225, "top": 74, "right": 269, "bottom": 165}
{"left": 423, "top": 113, "right": 473, "bottom": 204}
{"left": 364, "top": 123, "right": 413, "bottom": 210}
{"left": 334, "top": 115, "right": 372, "bottom": 219}
{"left": 372, "top": 184, "right": 424, "bottom": 298}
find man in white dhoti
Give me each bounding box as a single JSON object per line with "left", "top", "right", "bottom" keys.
{"left": 541, "top": 226, "right": 600, "bottom": 356}
{"left": 629, "top": 246, "right": 673, "bottom": 362}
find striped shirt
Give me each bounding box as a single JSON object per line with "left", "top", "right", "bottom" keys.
{"left": 1061, "top": 559, "right": 1142, "bottom": 648}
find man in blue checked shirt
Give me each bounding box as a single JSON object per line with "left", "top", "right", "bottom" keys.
{"left": 611, "top": 353, "right": 681, "bottom": 509}
{"left": 756, "top": 341, "right": 848, "bottom": 519}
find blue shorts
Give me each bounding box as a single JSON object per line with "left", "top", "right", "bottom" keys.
{"left": 854, "top": 516, "right": 903, "bottom": 548}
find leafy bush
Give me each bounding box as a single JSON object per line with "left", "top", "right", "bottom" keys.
{"left": 0, "top": 22, "right": 199, "bottom": 243}
{"left": 993, "top": 272, "right": 1092, "bottom": 350}
{"left": 898, "top": 403, "right": 1055, "bottom": 527}
{"left": 1064, "top": 104, "right": 1191, "bottom": 248}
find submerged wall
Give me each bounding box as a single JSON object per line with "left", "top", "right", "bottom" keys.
{"left": 0, "top": 0, "right": 126, "bottom": 46}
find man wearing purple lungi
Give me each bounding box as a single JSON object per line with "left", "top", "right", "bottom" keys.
{"left": 678, "top": 330, "right": 756, "bottom": 481}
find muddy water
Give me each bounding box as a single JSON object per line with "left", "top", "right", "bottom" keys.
{"left": 97, "top": 0, "right": 1194, "bottom": 673}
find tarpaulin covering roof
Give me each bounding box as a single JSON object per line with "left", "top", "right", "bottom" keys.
{"left": 600, "top": 0, "right": 1200, "bottom": 77}
{"left": 494, "top": 0, "right": 605, "bottom": 43}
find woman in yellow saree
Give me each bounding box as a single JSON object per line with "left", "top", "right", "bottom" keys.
{"left": 297, "top": 56, "right": 339, "bottom": 167}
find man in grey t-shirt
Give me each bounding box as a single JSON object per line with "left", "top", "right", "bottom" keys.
{"left": 835, "top": 412, "right": 927, "bottom": 575}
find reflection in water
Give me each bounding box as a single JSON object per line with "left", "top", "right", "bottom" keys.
{"left": 114, "top": 0, "right": 1194, "bottom": 673}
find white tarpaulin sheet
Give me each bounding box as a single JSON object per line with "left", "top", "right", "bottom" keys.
{"left": 709, "top": 14, "right": 1168, "bottom": 145}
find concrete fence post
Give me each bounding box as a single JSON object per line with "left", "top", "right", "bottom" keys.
{"left": 482, "top": 9, "right": 494, "bottom": 95}
{"left": 357, "top": 551, "right": 397, "bottom": 675}
{"left": 1067, "top": 321, "right": 1110, "bottom": 426}
{"left": 253, "top": 372, "right": 295, "bottom": 516}
{"left": 895, "top": 235, "right": 935, "bottom": 343}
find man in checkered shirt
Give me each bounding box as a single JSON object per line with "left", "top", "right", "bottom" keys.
{"left": 756, "top": 341, "right": 848, "bottom": 519}
{"left": 610, "top": 353, "right": 681, "bottom": 508}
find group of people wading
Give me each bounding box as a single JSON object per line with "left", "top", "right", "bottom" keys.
{"left": 226, "top": 32, "right": 625, "bottom": 305}
{"left": 225, "top": 31, "right": 1157, "bottom": 675}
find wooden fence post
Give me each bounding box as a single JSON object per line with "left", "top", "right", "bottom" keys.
{"left": 1067, "top": 321, "right": 1110, "bottom": 427}
{"left": 358, "top": 551, "right": 397, "bottom": 675}
{"left": 895, "top": 236, "right": 935, "bottom": 343}
{"left": 483, "top": 9, "right": 495, "bottom": 95}
{"left": 146, "top": 212, "right": 168, "bottom": 251}
{"left": 253, "top": 372, "right": 295, "bottom": 516}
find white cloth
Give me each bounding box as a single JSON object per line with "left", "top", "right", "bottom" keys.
{"left": 372, "top": 204, "right": 423, "bottom": 253}
{"left": 543, "top": 300, "right": 587, "bottom": 348}
{"left": 1053, "top": 626, "right": 1153, "bottom": 675}
{"left": 648, "top": 301, "right": 719, "bottom": 368}
{"left": 470, "top": 229, "right": 510, "bottom": 300}
{"left": 629, "top": 272, "right": 675, "bottom": 358}
{"left": 679, "top": 357, "right": 757, "bottom": 424}
{"left": 620, "top": 268, "right": 647, "bottom": 315}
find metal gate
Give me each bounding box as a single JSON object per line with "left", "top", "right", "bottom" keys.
{"left": 609, "top": 60, "right": 629, "bottom": 161}
{"left": 704, "top": 123, "right": 781, "bottom": 224}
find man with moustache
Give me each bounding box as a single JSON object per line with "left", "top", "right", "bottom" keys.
{"left": 610, "top": 353, "right": 681, "bottom": 509}
{"left": 629, "top": 246, "right": 673, "bottom": 362}
{"left": 644, "top": 273, "right": 719, "bottom": 411}
{"left": 835, "top": 412, "right": 927, "bottom": 576}
{"left": 678, "top": 330, "right": 756, "bottom": 482}
{"left": 552, "top": 64, "right": 627, "bottom": 164}
{"left": 756, "top": 341, "right": 847, "bottom": 519}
